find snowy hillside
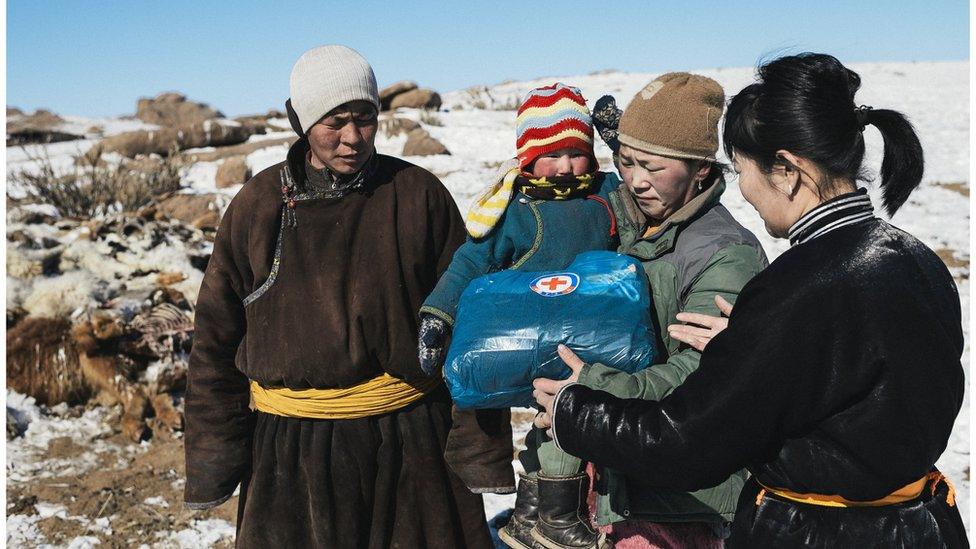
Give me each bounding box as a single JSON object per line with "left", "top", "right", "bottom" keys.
{"left": 6, "top": 60, "right": 969, "bottom": 547}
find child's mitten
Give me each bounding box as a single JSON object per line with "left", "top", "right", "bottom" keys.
{"left": 418, "top": 314, "right": 450, "bottom": 376}
{"left": 592, "top": 95, "right": 622, "bottom": 155}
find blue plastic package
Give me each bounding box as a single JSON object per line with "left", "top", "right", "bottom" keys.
{"left": 444, "top": 251, "right": 657, "bottom": 409}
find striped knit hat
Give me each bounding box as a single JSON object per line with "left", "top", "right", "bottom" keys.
{"left": 515, "top": 83, "right": 595, "bottom": 173}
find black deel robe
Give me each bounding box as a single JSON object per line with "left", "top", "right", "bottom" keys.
{"left": 550, "top": 190, "right": 967, "bottom": 548}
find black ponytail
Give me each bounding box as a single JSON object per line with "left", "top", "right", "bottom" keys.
{"left": 723, "top": 53, "right": 924, "bottom": 216}
{"left": 865, "top": 108, "right": 924, "bottom": 216}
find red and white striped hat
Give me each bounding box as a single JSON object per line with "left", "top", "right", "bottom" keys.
{"left": 515, "top": 83, "right": 595, "bottom": 173}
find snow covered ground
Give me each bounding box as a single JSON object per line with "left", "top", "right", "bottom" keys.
{"left": 6, "top": 60, "right": 969, "bottom": 547}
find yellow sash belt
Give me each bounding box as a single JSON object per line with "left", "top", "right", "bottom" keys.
{"left": 756, "top": 471, "right": 956, "bottom": 508}
{"left": 250, "top": 373, "right": 441, "bottom": 420}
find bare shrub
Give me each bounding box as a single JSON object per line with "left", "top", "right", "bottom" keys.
{"left": 9, "top": 145, "right": 184, "bottom": 218}
{"left": 494, "top": 95, "right": 521, "bottom": 111}
{"left": 460, "top": 85, "right": 519, "bottom": 111}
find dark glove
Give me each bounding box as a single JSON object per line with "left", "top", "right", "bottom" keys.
{"left": 418, "top": 314, "right": 450, "bottom": 376}
{"left": 592, "top": 95, "right": 622, "bottom": 155}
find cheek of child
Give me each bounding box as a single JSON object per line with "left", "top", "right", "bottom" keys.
{"left": 530, "top": 151, "right": 591, "bottom": 178}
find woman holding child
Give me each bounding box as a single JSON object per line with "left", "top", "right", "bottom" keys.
{"left": 423, "top": 75, "right": 768, "bottom": 548}
{"left": 536, "top": 53, "right": 967, "bottom": 548}
{"left": 543, "top": 73, "right": 769, "bottom": 549}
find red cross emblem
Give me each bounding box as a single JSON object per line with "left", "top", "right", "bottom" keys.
{"left": 530, "top": 273, "right": 580, "bottom": 297}
{"left": 543, "top": 277, "right": 568, "bottom": 291}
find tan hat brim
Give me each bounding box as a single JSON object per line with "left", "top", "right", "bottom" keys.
{"left": 617, "top": 134, "right": 715, "bottom": 162}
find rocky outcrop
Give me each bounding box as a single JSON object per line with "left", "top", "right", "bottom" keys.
{"left": 390, "top": 88, "right": 442, "bottom": 111}
{"left": 135, "top": 92, "right": 222, "bottom": 127}
{"left": 232, "top": 116, "right": 268, "bottom": 135}
{"left": 182, "top": 136, "right": 295, "bottom": 163}
{"left": 379, "top": 82, "right": 442, "bottom": 112}
{"left": 94, "top": 120, "right": 253, "bottom": 158}
{"left": 94, "top": 131, "right": 169, "bottom": 158}
{"left": 9, "top": 108, "right": 63, "bottom": 128}
{"left": 379, "top": 81, "right": 418, "bottom": 110}
{"left": 7, "top": 109, "right": 83, "bottom": 145}
{"left": 233, "top": 115, "right": 290, "bottom": 135}
{"left": 402, "top": 128, "right": 450, "bottom": 156}
{"left": 7, "top": 129, "right": 84, "bottom": 146}
{"left": 215, "top": 156, "right": 251, "bottom": 188}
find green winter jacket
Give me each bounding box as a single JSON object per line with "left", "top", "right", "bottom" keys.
{"left": 579, "top": 178, "right": 767, "bottom": 527}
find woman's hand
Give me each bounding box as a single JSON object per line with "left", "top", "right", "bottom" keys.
{"left": 667, "top": 295, "right": 734, "bottom": 352}
{"left": 532, "top": 345, "right": 585, "bottom": 435}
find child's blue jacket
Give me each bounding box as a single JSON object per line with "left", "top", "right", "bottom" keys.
{"left": 421, "top": 171, "right": 620, "bottom": 324}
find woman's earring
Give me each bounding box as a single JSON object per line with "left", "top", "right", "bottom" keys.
{"left": 696, "top": 179, "right": 704, "bottom": 191}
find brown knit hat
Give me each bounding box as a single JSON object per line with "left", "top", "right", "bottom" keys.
{"left": 617, "top": 72, "right": 725, "bottom": 161}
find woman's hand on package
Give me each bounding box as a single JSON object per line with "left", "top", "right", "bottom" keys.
{"left": 532, "top": 344, "right": 585, "bottom": 435}
{"left": 667, "top": 295, "right": 733, "bottom": 352}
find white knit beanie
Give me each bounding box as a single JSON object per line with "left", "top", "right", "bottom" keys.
{"left": 289, "top": 45, "right": 380, "bottom": 134}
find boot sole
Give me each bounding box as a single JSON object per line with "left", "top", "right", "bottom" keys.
{"left": 530, "top": 527, "right": 608, "bottom": 549}
{"left": 498, "top": 526, "right": 539, "bottom": 549}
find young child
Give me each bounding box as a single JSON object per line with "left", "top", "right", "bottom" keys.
{"left": 419, "top": 83, "right": 618, "bottom": 549}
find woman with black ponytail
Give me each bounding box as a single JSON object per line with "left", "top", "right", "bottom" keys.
{"left": 532, "top": 53, "right": 967, "bottom": 548}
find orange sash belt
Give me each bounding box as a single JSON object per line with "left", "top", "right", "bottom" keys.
{"left": 756, "top": 471, "right": 956, "bottom": 508}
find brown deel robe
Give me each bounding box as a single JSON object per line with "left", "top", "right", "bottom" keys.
{"left": 184, "top": 139, "right": 506, "bottom": 548}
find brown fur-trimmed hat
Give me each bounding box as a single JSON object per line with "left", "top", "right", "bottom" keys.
{"left": 617, "top": 72, "right": 725, "bottom": 161}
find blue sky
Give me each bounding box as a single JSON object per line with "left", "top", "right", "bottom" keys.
{"left": 6, "top": 0, "right": 970, "bottom": 118}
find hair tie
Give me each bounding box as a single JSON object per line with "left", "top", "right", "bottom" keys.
{"left": 855, "top": 105, "right": 873, "bottom": 130}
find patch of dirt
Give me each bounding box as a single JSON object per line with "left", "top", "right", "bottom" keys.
{"left": 933, "top": 181, "right": 969, "bottom": 197}
{"left": 935, "top": 247, "right": 969, "bottom": 271}
{"left": 7, "top": 424, "right": 238, "bottom": 548}
{"left": 7, "top": 494, "right": 38, "bottom": 515}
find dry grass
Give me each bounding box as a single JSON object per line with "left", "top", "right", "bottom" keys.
{"left": 9, "top": 145, "right": 184, "bottom": 218}
{"left": 460, "top": 86, "right": 520, "bottom": 111}
{"left": 481, "top": 159, "right": 509, "bottom": 170}
{"left": 493, "top": 96, "right": 521, "bottom": 111}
